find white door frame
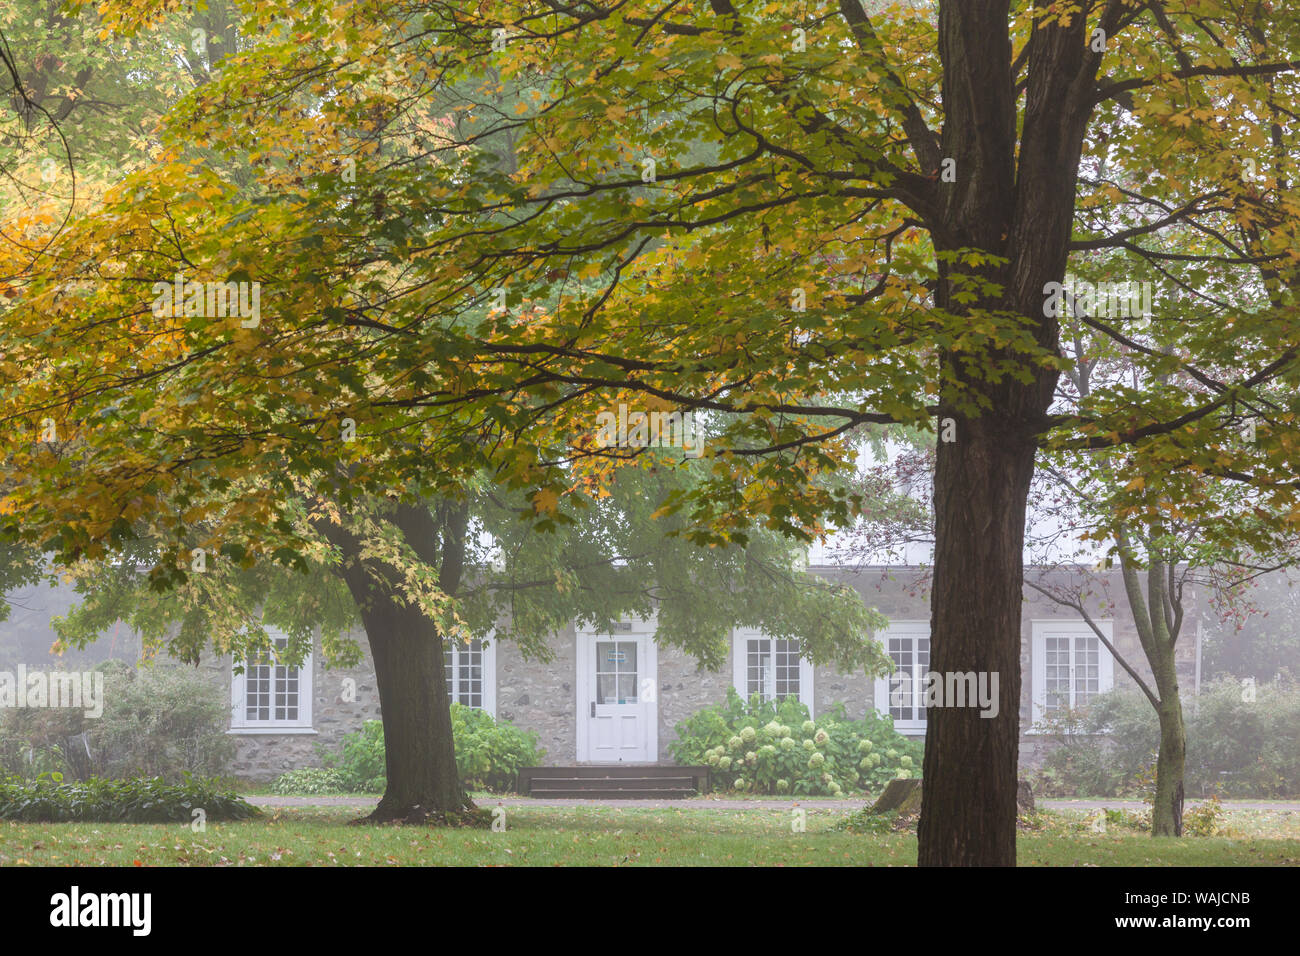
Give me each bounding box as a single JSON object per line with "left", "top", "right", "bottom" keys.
{"left": 575, "top": 618, "right": 658, "bottom": 763}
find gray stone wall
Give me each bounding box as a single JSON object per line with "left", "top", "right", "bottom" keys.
{"left": 815, "top": 566, "right": 928, "bottom": 724}
{"left": 492, "top": 626, "right": 734, "bottom": 764}
{"left": 811, "top": 565, "right": 1201, "bottom": 769}
{"left": 655, "top": 645, "right": 733, "bottom": 763}
{"left": 496, "top": 624, "right": 578, "bottom": 765}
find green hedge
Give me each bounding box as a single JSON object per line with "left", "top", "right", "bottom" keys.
{"left": 269, "top": 767, "right": 349, "bottom": 795}
{"left": 321, "top": 719, "right": 386, "bottom": 793}
{"left": 0, "top": 773, "right": 260, "bottom": 822}
{"left": 669, "top": 688, "right": 923, "bottom": 796}
{"left": 451, "top": 703, "right": 547, "bottom": 792}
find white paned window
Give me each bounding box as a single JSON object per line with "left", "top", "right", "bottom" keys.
{"left": 230, "top": 630, "right": 313, "bottom": 732}
{"left": 444, "top": 637, "right": 497, "bottom": 716}
{"left": 1032, "top": 621, "right": 1115, "bottom": 723}
{"left": 731, "top": 629, "right": 814, "bottom": 712}
{"left": 873, "top": 622, "right": 929, "bottom": 732}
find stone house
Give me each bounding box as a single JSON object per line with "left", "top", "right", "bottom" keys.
{"left": 195, "top": 564, "right": 1202, "bottom": 781}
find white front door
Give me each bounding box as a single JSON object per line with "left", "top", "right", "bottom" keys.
{"left": 576, "top": 622, "right": 657, "bottom": 763}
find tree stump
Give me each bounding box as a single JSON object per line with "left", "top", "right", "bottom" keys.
{"left": 870, "top": 777, "right": 922, "bottom": 814}
{"left": 1017, "top": 779, "right": 1035, "bottom": 814}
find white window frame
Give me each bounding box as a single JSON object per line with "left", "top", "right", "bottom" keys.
{"left": 230, "top": 627, "right": 315, "bottom": 734}
{"left": 1031, "top": 619, "right": 1115, "bottom": 727}
{"left": 444, "top": 634, "right": 497, "bottom": 717}
{"left": 731, "top": 628, "right": 814, "bottom": 715}
{"left": 873, "top": 621, "right": 930, "bottom": 733}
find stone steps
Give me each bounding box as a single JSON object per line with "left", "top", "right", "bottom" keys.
{"left": 517, "top": 765, "right": 710, "bottom": 798}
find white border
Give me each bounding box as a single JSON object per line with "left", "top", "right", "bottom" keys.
{"left": 447, "top": 634, "right": 497, "bottom": 717}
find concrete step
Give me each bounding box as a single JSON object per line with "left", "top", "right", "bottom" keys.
{"left": 529, "top": 788, "right": 698, "bottom": 799}
{"left": 517, "top": 765, "right": 711, "bottom": 795}
{"left": 527, "top": 776, "right": 696, "bottom": 789}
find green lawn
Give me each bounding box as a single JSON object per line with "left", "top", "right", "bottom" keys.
{"left": 3, "top": 806, "right": 1298, "bottom": 866}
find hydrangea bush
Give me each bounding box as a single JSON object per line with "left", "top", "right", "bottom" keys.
{"left": 669, "top": 688, "right": 923, "bottom": 796}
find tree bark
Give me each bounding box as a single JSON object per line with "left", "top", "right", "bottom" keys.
{"left": 318, "top": 498, "right": 476, "bottom": 822}
{"left": 1116, "top": 544, "right": 1187, "bottom": 837}
{"left": 1152, "top": 691, "right": 1186, "bottom": 837}
{"left": 919, "top": 410, "right": 1037, "bottom": 866}
{"left": 346, "top": 575, "right": 473, "bottom": 821}
{"left": 1147, "top": 558, "right": 1185, "bottom": 836}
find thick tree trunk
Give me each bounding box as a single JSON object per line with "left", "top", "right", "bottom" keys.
{"left": 919, "top": 411, "right": 1037, "bottom": 866}
{"left": 318, "top": 498, "right": 476, "bottom": 822}
{"left": 913, "top": 0, "right": 1097, "bottom": 863}
{"left": 351, "top": 586, "right": 473, "bottom": 821}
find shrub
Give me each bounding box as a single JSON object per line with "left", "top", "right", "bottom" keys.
{"left": 322, "top": 706, "right": 545, "bottom": 794}
{"left": 0, "top": 773, "right": 259, "bottom": 822}
{"left": 321, "top": 719, "right": 387, "bottom": 793}
{"left": 0, "top": 661, "right": 235, "bottom": 783}
{"left": 1183, "top": 795, "right": 1226, "bottom": 836}
{"left": 1030, "top": 731, "right": 1126, "bottom": 798}
{"left": 451, "top": 703, "right": 545, "bottom": 792}
{"left": 270, "top": 767, "right": 347, "bottom": 795}
{"left": 1028, "top": 679, "right": 1300, "bottom": 798}
{"left": 668, "top": 687, "right": 923, "bottom": 796}
{"left": 1187, "top": 678, "right": 1300, "bottom": 797}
